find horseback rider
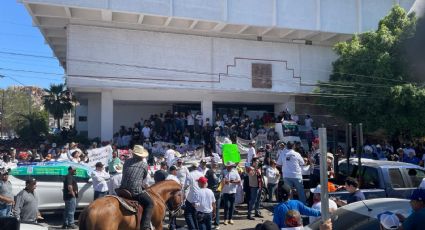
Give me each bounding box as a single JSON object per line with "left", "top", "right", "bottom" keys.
{"left": 120, "top": 145, "right": 153, "bottom": 230}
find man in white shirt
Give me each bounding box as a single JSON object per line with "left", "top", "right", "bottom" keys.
{"left": 184, "top": 162, "right": 204, "bottom": 230}
{"left": 91, "top": 162, "right": 110, "bottom": 200}
{"left": 195, "top": 176, "right": 216, "bottom": 230}
{"left": 304, "top": 115, "right": 313, "bottom": 131}
{"left": 247, "top": 141, "right": 257, "bottom": 167}
{"left": 165, "top": 145, "right": 176, "bottom": 168}
{"left": 277, "top": 142, "right": 306, "bottom": 204}
{"left": 142, "top": 124, "right": 151, "bottom": 139}
{"left": 309, "top": 185, "right": 337, "bottom": 224}
{"left": 166, "top": 166, "right": 180, "bottom": 184}
{"left": 276, "top": 142, "right": 288, "bottom": 161}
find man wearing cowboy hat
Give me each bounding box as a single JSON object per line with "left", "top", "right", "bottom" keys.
{"left": 120, "top": 145, "right": 153, "bottom": 230}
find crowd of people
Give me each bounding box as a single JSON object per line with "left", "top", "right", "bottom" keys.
{"left": 1, "top": 108, "right": 425, "bottom": 230}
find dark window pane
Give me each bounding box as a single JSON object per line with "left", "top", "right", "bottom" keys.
{"left": 389, "top": 169, "right": 406, "bottom": 188}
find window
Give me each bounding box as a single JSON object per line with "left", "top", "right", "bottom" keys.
{"left": 389, "top": 169, "right": 406, "bottom": 188}
{"left": 361, "top": 167, "right": 380, "bottom": 189}
{"left": 404, "top": 168, "right": 425, "bottom": 187}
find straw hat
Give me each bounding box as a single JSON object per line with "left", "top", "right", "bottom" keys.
{"left": 114, "top": 163, "right": 123, "bottom": 173}
{"left": 133, "top": 145, "right": 149, "bottom": 158}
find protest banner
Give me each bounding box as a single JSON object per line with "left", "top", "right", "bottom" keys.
{"left": 222, "top": 144, "right": 240, "bottom": 164}
{"left": 87, "top": 145, "right": 113, "bottom": 168}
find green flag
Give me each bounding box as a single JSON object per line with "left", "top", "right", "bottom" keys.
{"left": 222, "top": 144, "right": 240, "bottom": 164}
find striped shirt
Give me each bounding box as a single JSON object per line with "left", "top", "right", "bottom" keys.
{"left": 120, "top": 157, "right": 148, "bottom": 196}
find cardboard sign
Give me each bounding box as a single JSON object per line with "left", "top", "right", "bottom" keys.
{"left": 87, "top": 145, "right": 113, "bottom": 168}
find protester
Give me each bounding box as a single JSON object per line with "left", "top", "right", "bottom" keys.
{"left": 309, "top": 185, "right": 338, "bottom": 224}
{"left": 277, "top": 142, "right": 306, "bottom": 204}
{"left": 247, "top": 157, "right": 263, "bottom": 220}
{"left": 195, "top": 176, "right": 216, "bottom": 230}
{"left": 62, "top": 166, "right": 79, "bottom": 229}
{"left": 14, "top": 177, "right": 40, "bottom": 223}
{"left": 199, "top": 159, "right": 209, "bottom": 175}
{"left": 221, "top": 161, "right": 241, "bottom": 225}
{"left": 108, "top": 163, "right": 123, "bottom": 195}
{"left": 166, "top": 165, "right": 180, "bottom": 184}
{"left": 273, "top": 184, "right": 320, "bottom": 228}
{"left": 91, "top": 162, "right": 110, "bottom": 200}
{"left": 184, "top": 162, "right": 204, "bottom": 230}
{"left": 154, "top": 161, "right": 169, "bottom": 183}
{"left": 247, "top": 141, "right": 257, "bottom": 167}
{"left": 204, "top": 159, "right": 221, "bottom": 229}
{"left": 282, "top": 210, "right": 303, "bottom": 230}
{"left": 120, "top": 145, "right": 153, "bottom": 230}
{"left": 0, "top": 168, "right": 14, "bottom": 217}
{"left": 334, "top": 177, "right": 365, "bottom": 206}
{"left": 166, "top": 165, "right": 181, "bottom": 230}
{"left": 397, "top": 188, "right": 425, "bottom": 230}
{"left": 266, "top": 159, "right": 280, "bottom": 202}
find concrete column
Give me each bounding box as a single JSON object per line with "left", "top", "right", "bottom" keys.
{"left": 101, "top": 90, "right": 113, "bottom": 142}
{"left": 87, "top": 94, "right": 101, "bottom": 139}
{"left": 201, "top": 100, "right": 213, "bottom": 125}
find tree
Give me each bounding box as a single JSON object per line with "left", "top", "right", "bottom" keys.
{"left": 0, "top": 87, "right": 33, "bottom": 135}
{"left": 16, "top": 111, "right": 49, "bottom": 142}
{"left": 318, "top": 6, "right": 425, "bottom": 138}
{"left": 43, "top": 84, "right": 73, "bottom": 129}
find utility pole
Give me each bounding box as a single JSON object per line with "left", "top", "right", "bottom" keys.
{"left": 0, "top": 90, "right": 4, "bottom": 137}
{"left": 356, "top": 123, "right": 363, "bottom": 184}
{"left": 319, "top": 127, "right": 330, "bottom": 222}
{"left": 346, "top": 123, "right": 352, "bottom": 171}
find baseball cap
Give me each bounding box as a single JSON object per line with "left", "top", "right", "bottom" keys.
{"left": 198, "top": 176, "right": 208, "bottom": 184}
{"left": 377, "top": 211, "right": 400, "bottom": 230}
{"left": 410, "top": 188, "right": 425, "bottom": 201}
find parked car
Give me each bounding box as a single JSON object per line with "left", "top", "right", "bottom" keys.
{"left": 305, "top": 198, "right": 411, "bottom": 230}
{"left": 10, "top": 162, "right": 94, "bottom": 213}
{"left": 330, "top": 158, "right": 425, "bottom": 200}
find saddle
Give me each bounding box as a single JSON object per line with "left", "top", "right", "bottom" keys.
{"left": 112, "top": 188, "right": 144, "bottom": 229}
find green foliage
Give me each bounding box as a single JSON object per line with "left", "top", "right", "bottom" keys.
{"left": 0, "top": 87, "right": 33, "bottom": 135}
{"left": 16, "top": 110, "right": 49, "bottom": 142}
{"left": 43, "top": 83, "right": 73, "bottom": 128}
{"left": 318, "top": 6, "right": 425, "bottom": 138}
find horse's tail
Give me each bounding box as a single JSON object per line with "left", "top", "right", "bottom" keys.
{"left": 78, "top": 207, "right": 88, "bottom": 230}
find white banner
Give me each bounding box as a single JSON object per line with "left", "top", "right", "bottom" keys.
{"left": 87, "top": 145, "right": 113, "bottom": 168}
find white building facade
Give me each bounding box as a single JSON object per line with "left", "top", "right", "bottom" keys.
{"left": 21, "top": 0, "right": 420, "bottom": 141}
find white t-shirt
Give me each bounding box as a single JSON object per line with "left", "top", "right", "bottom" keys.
{"left": 195, "top": 188, "right": 216, "bottom": 213}
{"left": 166, "top": 174, "right": 181, "bottom": 184}
{"left": 277, "top": 149, "right": 289, "bottom": 165}
{"left": 177, "top": 166, "right": 190, "bottom": 186}
{"left": 247, "top": 147, "right": 257, "bottom": 166}
{"left": 186, "top": 170, "right": 204, "bottom": 203}
{"left": 142, "top": 127, "right": 151, "bottom": 138}
{"left": 282, "top": 149, "right": 305, "bottom": 179}
{"left": 222, "top": 169, "right": 241, "bottom": 194}
{"left": 266, "top": 166, "right": 280, "bottom": 184}
{"left": 305, "top": 118, "right": 313, "bottom": 130}
{"left": 91, "top": 170, "right": 110, "bottom": 192}
{"left": 187, "top": 114, "right": 195, "bottom": 126}
{"left": 165, "top": 149, "right": 175, "bottom": 167}
{"left": 309, "top": 199, "right": 338, "bottom": 224}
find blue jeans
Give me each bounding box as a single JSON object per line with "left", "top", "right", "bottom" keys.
{"left": 198, "top": 212, "right": 212, "bottom": 230}
{"left": 0, "top": 204, "right": 12, "bottom": 217}
{"left": 184, "top": 200, "right": 198, "bottom": 230}
{"left": 248, "top": 187, "right": 261, "bottom": 217}
{"left": 267, "top": 183, "right": 278, "bottom": 202}
{"left": 214, "top": 193, "right": 221, "bottom": 225}
{"left": 223, "top": 193, "right": 236, "bottom": 220}
{"left": 63, "top": 197, "right": 76, "bottom": 226}
{"left": 283, "top": 177, "right": 306, "bottom": 204}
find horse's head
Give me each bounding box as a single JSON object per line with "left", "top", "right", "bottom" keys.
{"left": 167, "top": 190, "right": 183, "bottom": 216}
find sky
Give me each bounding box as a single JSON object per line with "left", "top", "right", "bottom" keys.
{"left": 0, "top": 1, "right": 64, "bottom": 89}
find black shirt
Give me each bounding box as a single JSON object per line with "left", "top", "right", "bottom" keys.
{"left": 63, "top": 174, "right": 78, "bottom": 200}
{"left": 205, "top": 169, "right": 219, "bottom": 191}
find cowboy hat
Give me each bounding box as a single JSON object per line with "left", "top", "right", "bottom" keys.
{"left": 133, "top": 145, "right": 149, "bottom": 158}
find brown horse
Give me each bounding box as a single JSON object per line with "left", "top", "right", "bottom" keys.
{"left": 79, "top": 180, "right": 183, "bottom": 230}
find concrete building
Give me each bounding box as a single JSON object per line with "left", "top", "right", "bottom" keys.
{"left": 20, "top": 0, "right": 421, "bottom": 141}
